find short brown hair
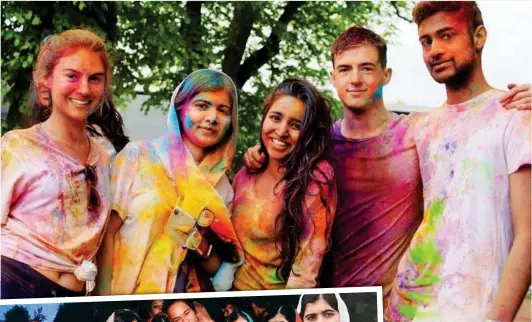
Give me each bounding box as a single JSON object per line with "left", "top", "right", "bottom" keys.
{"left": 331, "top": 26, "right": 387, "bottom": 68}
{"left": 412, "top": 1, "right": 484, "bottom": 35}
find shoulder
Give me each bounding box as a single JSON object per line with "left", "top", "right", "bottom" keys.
{"left": 2, "top": 126, "right": 37, "bottom": 144}
{"left": 312, "top": 160, "right": 335, "bottom": 183}
{"left": 114, "top": 140, "right": 151, "bottom": 161}
{"left": 233, "top": 168, "right": 253, "bottom": 188}
{"left": 1, "top": 126, "right": 41, "bottom": 157}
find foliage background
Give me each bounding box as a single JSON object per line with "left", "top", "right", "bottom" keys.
{"left": 1, "top": 1, "right": 412, "bottom": 170}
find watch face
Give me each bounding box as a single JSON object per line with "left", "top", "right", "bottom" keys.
{"left": 197, "top": 207, "right": 215, "bottom": 227}
{"left": 186, "top": 230, "right": 203, "bottom": 250}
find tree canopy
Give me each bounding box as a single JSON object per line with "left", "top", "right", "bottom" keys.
{"left": 1, "top": 1, "right": 411, "bottom": 167}
{"left": 2, "top": 305, "right": 30, "bottom": 322}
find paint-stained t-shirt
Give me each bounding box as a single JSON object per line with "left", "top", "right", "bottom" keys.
{"left": 232, "top": 161, "right": 337, "bottom": 290}
{"left": 1, "top": 124, "right": 111, "bottom": 273}
{"left": 325, "top": 113, "right": 424, "bottom": 308}
{"left": 386, "top": 90, "right": 531, "bottom": 321}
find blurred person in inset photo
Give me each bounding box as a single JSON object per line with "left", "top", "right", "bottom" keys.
{"left": 226, "top": 310, "right": 255, "bottom": 322}
{"left": 166, "top": 300, "right": 199, "bottom": 322}
{"left": 106, "top": 309, "right": 143, "bottom": 322}
{"left": 221, "top": 302, "right": 238, "bottom": 318}
{"left": 297, "top": 294, "right": 350, "bottom": 322}
{"left": 192, "top": 301, "right": 215, "bottom": 322}
{"left": 265, "top": 305, "right": 300, "bottom": 322}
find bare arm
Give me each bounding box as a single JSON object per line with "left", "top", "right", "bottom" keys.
{"left": 286, "top": 164, "right": 337, "bottom": 289}
{"left": 487, "top": 166, "right": 531, "bottom": 321}
{"left": 95, "top": 210, "right": 123, "bottom": 295}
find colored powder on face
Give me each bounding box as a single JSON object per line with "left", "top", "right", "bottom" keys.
{"left": 372, "top": 84, "right": 384, "bottom": 103}
{"left": 184, "top": 113, "right": 193, "bottom": 129}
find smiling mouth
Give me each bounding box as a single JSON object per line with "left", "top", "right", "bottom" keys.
{"left": 69, "top": 98, "right": 91, "bottom": 106}
{"left": 270, "top": 138, "right": 290, "bottom": 149}
{"left": 347, "top": 89, "right": 367, "bottom": 95}
{"left": 200, "top": 127, "right": 217, "bottom": 134}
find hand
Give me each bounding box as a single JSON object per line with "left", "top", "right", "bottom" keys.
{"left": 243, "top": 144, "right": 265, "bottom": 170}
{"left": 499, "top": 83, "right": 531, "bottom": 110}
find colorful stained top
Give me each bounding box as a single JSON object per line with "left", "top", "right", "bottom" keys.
{"left": 231, "top": 161, "right": 337, "bottom": 290}
{"left": 326, "top": 114, "right": 423, "bottom": 307}
{"left": 1, "top": 124, "right": 111, "bottom": 274}
{"left": 107, "top": 70, "right": 242, "bottom": 295}
{"left": 386, "top": 90, "right": 531, "bottom": 321}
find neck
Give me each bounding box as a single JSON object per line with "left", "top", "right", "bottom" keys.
{"left": 341, "top": 98, "right": 393, "bottom": 139}
{"left": 445, "top": 60, "right": 492, "bottom": 105}
{"left": 265, "top": 158, "right": 284, "bottom": 182}
{"left": 41, "top": 112, "right": 87, "bottom": 145}
{"left": 183, "top": 136, "right": 206, "bottom": 164}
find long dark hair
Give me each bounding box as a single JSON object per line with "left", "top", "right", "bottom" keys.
{"left": 299, "top": 294, "right": 338, "bottom": 319}
{"left": 86, "top": 101, "right": 129, "bottom": 153}
{"left": 254, "top": 78, "right": 334, "bottom": 281}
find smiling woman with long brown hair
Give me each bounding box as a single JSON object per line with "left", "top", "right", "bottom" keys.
{"left": 231, "top": 78, "right": 337, "bottom": 290}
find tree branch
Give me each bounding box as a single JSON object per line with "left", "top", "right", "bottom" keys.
{"left": 221, "top": 2, "right": 260, "bottom": 83}
{"left": 391, "top": 1, "right": 412, "bottom": 23}
{"left": 180, "top": 1, "right": 206, "bottom": 74}
{"left": 237, "top": 1, "right": 305, "bottom": 88}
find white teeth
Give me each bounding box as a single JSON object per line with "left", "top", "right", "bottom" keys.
{"left": 271, "top": 138, "right": 288, "bottom": 148}
{"left": 69, "top": 98, "right": 90, "bottom": 105}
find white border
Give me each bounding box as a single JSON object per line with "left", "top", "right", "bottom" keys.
{"left": 0, "top": 286, "right": 383, "bottom": 322}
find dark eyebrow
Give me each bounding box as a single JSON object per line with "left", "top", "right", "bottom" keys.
{"left": 193, "top": 99, "right": 213, "bottom": 106}
{"left": 336, "top": 64, "right": 351, "bottom": 70}
{"left": 419, "top": 26, "right": 455, "bottom": 41}
{"left": 360, "top": 62, "right": 376, "bottom": 68}
{"left": 289, "top": 117, "right": 302, "bottom": 124}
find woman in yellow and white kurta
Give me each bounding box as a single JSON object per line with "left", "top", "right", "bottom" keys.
{"left": 96, "top": 69, "right": 243, "bottom": 295}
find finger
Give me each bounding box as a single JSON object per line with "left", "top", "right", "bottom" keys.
{"left": 507, "top": 83, "right": 517, "bottom": 90}
{"left": 504, "top": 97, "right": 531, "bottom": 110}
{"left": 499, "top": 87, "right": 519, "bottom": 104}
{"left": 508, "top": 90, "right": 531, "bottom": 104}
{"left": 517, "top": 104, "right": 531, "bottom": 110}
{"left": 250, "top": 158, "right": 262, "bottom": 169}
{"left": 251, "top": 149, "right": 265, "bottom": 162}
{"left": 243, "top": 152, "right": 252, "bottom": 168}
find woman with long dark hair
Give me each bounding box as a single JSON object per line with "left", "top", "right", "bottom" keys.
{"left": 231, "top": 78, "right": 336, "bottom": 290}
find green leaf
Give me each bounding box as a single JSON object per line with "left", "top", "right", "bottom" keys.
{"left": 31, "top": 16, "right": 41, "bottom": 25}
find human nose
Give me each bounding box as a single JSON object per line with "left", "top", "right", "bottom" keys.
{"left": 275, "top": 121, "right": 289, "bottom": 137}
{"left": 206, "top": 108, "right": 219, "bottom": 125}
{"left": 78, "top": 78, "right": 91, "bottom": 96}
{"left": 349, "top": 70, "right": 363, "bottom": 85}
{"left": 428, "top": 39, "right": 444, "bottom": 58}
